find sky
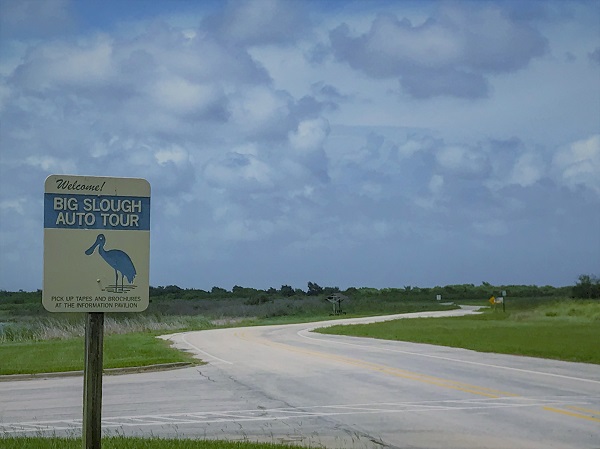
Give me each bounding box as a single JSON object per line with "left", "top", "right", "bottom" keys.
{"left": 0, "top": 0, "right": 599, "bottom": 292}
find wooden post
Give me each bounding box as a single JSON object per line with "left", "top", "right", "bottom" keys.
{"left": 83, "top": 312, "right": 104, "bottom": 449}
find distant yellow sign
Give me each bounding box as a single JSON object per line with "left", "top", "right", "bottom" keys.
{"left": 489, "top": 296, "right": 495, "bottom": 304}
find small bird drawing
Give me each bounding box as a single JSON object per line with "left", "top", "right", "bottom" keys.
{"left": 85, "top": 234, "right": 136, "bottom": 293}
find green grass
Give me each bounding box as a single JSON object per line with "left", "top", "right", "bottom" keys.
{"left": 250, "top": 302, "right": 457, "bottom": 326}
{"left": 0, "top": 301, "right": 457, "bottom": 375}
{"left": 0, "top": 332, "right": 198, "bottom": 376}
{"left": 0, "top": 437, "right": 296, "bottom": 449}
{"left": 316, "top": 300, "right": 600, "bottom": 364}
{"left": 0, "top": 315, "right": 215, "bottom": 343}
{"left": 3, "top": 299, "right": 596, "bottom": 375}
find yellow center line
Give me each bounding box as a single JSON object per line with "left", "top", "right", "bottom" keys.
{"left": 235, "top": 330, "right": 598, "bottom": 423}
{"left": 543, "top": 407, "right": 600, "bottom": 423}
{"left": 566, "top": 405, "right": 600, "bottom": 416}
{"left": 239, "top": 332, "right": 516, "bottom": 398}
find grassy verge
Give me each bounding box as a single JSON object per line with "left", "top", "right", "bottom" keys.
{"left": 0, "top": 301, "right": 456, "bottom": 376}
{"left": 0, "top": 437, "right": 295, "bottom": 449}
{"left": 0, "top": 315, "right": 214, "bottom": 343}
{"left": 250, "top": 302, "right": 457, "bottom": 326}
{"left": 316, "top": 300, "right": 600, "bottom": 364}
{"left": 0, "top": 332, "right": 198, "bottom": 376}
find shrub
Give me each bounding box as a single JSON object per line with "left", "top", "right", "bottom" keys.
{"left": 573, "top": 274, "right": 600, "bottom": 299}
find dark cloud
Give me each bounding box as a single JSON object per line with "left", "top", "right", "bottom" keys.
{"left": 308, "top": 82, "right": 345, "bottom": 112}
{"left": 459, "top": 7, "right": 548, "bottom": 73}
{"left": 329, "top": 5, "right": 547, "bottom": 98}
{"left": 400, "top": 67, "right": 489, "bottom": 99}
{"left": 202, "top": 0, "right": 311, "bottom": 47}
{"left": 292, "top": 95, "right": 328, "bottom": 119}
{"left": 311, "top": 82, "right": 346, "bottom": 101}
{"left": 0, "top": 0, "right": 74, "bottom": 39}
{"left": 589, "top": 47, "right": 600, "bottom": 64}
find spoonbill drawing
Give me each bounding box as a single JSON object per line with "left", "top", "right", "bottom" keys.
{"left": 85, "top": 234, "right": 136, "bottom": 293}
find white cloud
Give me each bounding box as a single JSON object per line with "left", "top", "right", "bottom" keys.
{"left": 154, "top": 146, "right": 190, "bottom": 166}
{"left": 429, "top": 174, "right": 444, "bottom": 194}
{"left": 229, "top": 86, "right": 291, "bottom": 135}
{"left": 508, "top": 152, "right": 544, "bottom": 187}
{"left": 25, "top": 155, "right": 76, "bottom": 173}
{"left": 150, "top": 77, "right": 221, "bottom": 114}
{"left": 289, "top": 118, "right": 330, "bottom": 153}
{"left": 553, "top": 134, "right": 600, "bottom": 194}
{"left": 436, "top": 145, "right": 488, "bottom": 176}
{"left": 0, "top": 198, "right": 26, "bottom": 215}
{"left": 396, "top": 138, "right": 430, "bottom": 158}
{"left": 14, "top": 36, "right": 114, "bottom": 90}
{"left": 0, "top": 1, "right": 598, "bottom": 291}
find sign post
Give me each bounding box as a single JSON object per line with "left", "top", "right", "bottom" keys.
{"left": 43, "top": 175, "right": 150, "bottom": 449}
{"left": 83, "top": 312, "right": 104, "bottom": 449}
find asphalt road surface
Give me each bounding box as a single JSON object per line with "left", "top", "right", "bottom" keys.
{"left": 1, "top": 307, "right": 599, "bottom": 448}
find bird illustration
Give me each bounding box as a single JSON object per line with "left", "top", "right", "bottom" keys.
{"left": 85, "top": 234, "right": 136, "bottom": 293}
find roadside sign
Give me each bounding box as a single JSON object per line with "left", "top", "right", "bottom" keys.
{"left": 495, "top": 296, "right": 504, "bottom": 304}
{"left": 43, "top": 175, "right": 150, "bottom": 312}
{"left": 489, "top": 296, "right": 495, "bottom": 304}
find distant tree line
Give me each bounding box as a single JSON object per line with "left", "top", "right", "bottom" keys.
{"left": 572, "top": 274, "right": 600, "bottom": 299}
{"left": 148, "top": 281, "right": 580, "bottom": 302}
{"left": 149, "top": 282, "right": 341, "bottom": 300}
{"left": 1, "top": 275, "right": 597, "bottom": 311}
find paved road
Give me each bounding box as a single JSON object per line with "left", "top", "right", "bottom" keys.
{"left": 1, "top": 307, "right": 599, "bottom": 448}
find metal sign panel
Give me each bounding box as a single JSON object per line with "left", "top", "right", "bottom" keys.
{"left": 43, "top": 175, "right": 150, "bottom": 312}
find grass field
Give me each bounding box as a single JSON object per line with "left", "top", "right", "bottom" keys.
{"left": 0, "top": 437, "right": 296, "bottom": 449}
{"left": 316, "top": 300, "right": 600, "bottom": 364}
{"left": 0, "top": 300, "right": 456, "bottom": 375}
{"left": 0, "top": 332, "right": 198, "bottom": 376}
{"left": 2, "top": 300, "right": 599, "bottom": 375}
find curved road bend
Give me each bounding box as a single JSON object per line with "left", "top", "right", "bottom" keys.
{"left": 1, "top": 307, "right": 599, "bottom": 448}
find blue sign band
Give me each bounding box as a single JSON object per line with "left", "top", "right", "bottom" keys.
{"left": 44, "top": 193, "right": 150, "bottom": 230}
